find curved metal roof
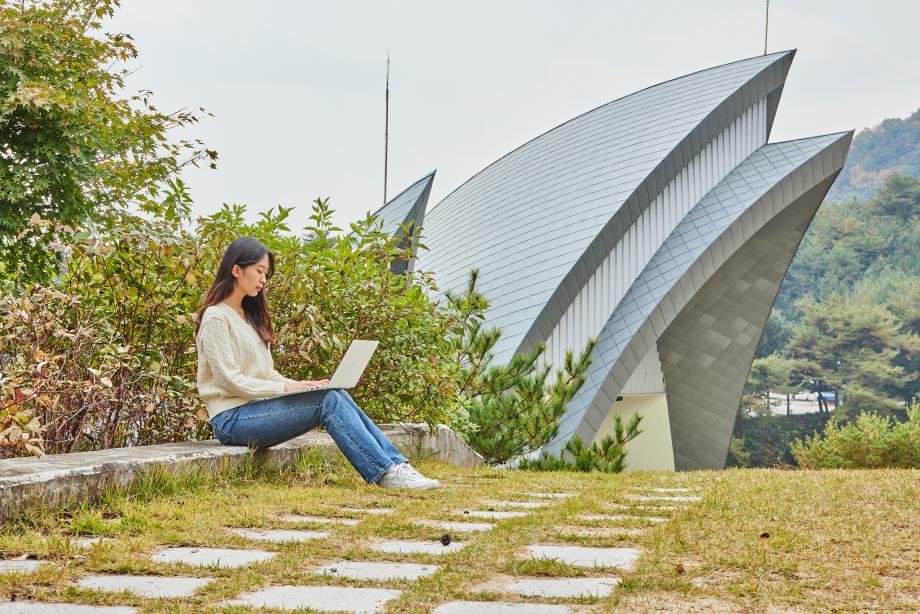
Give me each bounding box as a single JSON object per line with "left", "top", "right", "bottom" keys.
{"left": 369, "top": 171, "right": 435, "bottom": 275}
{"left": 545, "top": 131, "right": 853, "bottom": 461}
{"left": 370, "top": 171, "right": 435, "bottom": 238}
{"left": 415, "top": 51, "right": 796, "bottom": 364}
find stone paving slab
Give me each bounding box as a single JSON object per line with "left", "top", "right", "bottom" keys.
{"left": 557, "top": 524, "right": 646, "bottom": 538}
{"left": 71, "top": 536, "right": 115, "bottom": 549}
{"left": 625, "top": 494, "right": 702, "bottom": 503}
{"left": 314, "top": 561, "right": 439, "bottom": 581}
{"left": 227, "top": 528, "right": 329, "bottom": 542}
{"left": 226, "top": 585, "right": 401, "bottom": 613}
{"left": 606, "top": 502, "right": 683, "bottom": 512}
{"left": 151, "top": 546, "right": 276, "bottom": 568}
{"left": 415, "top": 519, "right": 495, "bottom": 533}
{"left": 461, "top": 510, "right": 528, "bottom": 520}
{"left": 577, "top": 513, "right": 668, "bottom": 524}
{"left": 634, "top": 487, "right": 696, "bottom": 493}
{"left": 278, "top": 514, "right": 361, "bottom": 526}
{"left": 528, "top": 492, "right": 576, "bottom": 499}
{"left": 372, "top": 539, "right": 466, "bottom": 555}
{"left": 0, "top": 559, "right": 48, "bottom": 574}
{"left": 341, "top": 507, "right": 392, "bottom": 515}
{"left": 482, "top": 500, "right": 547, "bottom": 509}
{"left": 525, "top": 544, "right": 642, "bottom": 569}
{"left": 76, "top": 574, "right": 213, "bottom": 597}
{"left": 433, "top": 601, "right": 571, "bottom": 613}
{"left": 504, "top": 576, "right": 620, "bottom": 597}
{"left": 0, "top": 603, "right": 136, "bottom": 613}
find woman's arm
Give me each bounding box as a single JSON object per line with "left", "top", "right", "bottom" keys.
{"left": 266, "top": 368, "right": 298, "bottom": 385}
{"left": 264, "top": 344, "right": 329, "bottom": 388}
{"left": 198, "top": 317, "right": 286, "bottom": 398}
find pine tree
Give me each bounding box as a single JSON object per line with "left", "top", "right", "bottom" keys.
{"left": 789, "top": 294, "right": 919, "bottom": 418}
{"left": 745, "top": 354, "right": 796, "bottom": 415}
{"left": 519, "top": 413, "right": 643, "bottom": 473}
{"left": 446, "top": 270, "right": 597, "bottom": 464}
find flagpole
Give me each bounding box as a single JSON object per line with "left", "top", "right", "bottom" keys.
{"left": 764, "top": 0, "right": 770, "bottom": 55}
{"left": 383, "top": 53, "right": 390, "bottom": 206}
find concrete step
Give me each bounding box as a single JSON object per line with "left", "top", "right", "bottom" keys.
{"left": 0, "top": 423, "right": 482, "bottom": 523}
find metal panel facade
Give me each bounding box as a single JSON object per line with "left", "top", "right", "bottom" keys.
{"left": 415, "top": 52, "right": 794, "bottom": 365}
{"left": 386, "top": 51, "right": 851, "bottom": 469}
{"left": 544, "top": 133, "right": 853, "bottom": 459}
{"left": 369, "top": 171, "right": 435, "bottom": 275}
{"left": 370, "top": 171, "right": 434, "bottom": 238}
{"left": 661, "top": 176, "right": 837, "bottom": 468}
{"left": 542, "top": 98, "right": 767, "bottom": 380}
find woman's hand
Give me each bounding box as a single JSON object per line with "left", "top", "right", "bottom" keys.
{"left": 283, "top": 379, "right": 331, "bottom": 392}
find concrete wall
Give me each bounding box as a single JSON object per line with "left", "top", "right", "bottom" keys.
{"left": 592, "top": 393, "right": 675, "bottom": 471}
{"left": 0, "top": 423, "right": 482, "bottom": 524}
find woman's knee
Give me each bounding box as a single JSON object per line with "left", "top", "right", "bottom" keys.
{"left": 320, "top": 390, "right": 357, "bottom": 422}
{"left": 333, "top": 389, "right": 360, "bottom": 407}
{"left": 211, "top": 424, "right": 234, "bottom": 445}
{"left": 210, "top": 410, "right": 237, "bottom": 445}
{"left": 320, "top": 389, "right": 344, "bottom": 414}
{"left": 335, "top": 389, "right": 367, "bottom": 414}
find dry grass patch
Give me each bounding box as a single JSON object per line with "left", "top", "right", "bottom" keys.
{"left": 0, "top": 456, "right": 917, "bottom": 612}
{"left": 610, "top": 591, "right": 808, "bottom": 613}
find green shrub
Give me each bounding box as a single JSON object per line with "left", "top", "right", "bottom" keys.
{"left": 0, "top": 187, "right": 462, "bottom": 457}
{"left": 444, "top": 270, "right": 597, "bottom": 465}
{"left": 519, "top": 413, "right": 643, "bottom": 473}
{"left": 730, "top": 412, "right": 831, "bottom": 467}
{"left": 1, "top": 184, "right": 211, "bottom": 455}
{"left": 725, "top": 435, "right": 751, "bottom": 467}
{"left": 791, "top": 401, "right": 920, "bottom": 469}
{"left": 0, "top": 0, "right": 216, "bottom": 286}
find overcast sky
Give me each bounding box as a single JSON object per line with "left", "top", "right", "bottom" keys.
{"left": 109, "top": 0, "right": 920, "bottom": 231}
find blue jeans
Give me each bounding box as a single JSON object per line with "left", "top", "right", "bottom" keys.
{"left": 210, "top": 389, "right": 407, "bottom": 484}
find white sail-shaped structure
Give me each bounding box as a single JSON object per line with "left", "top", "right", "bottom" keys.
{"left": 374, "top": 51, "right": 851, "bottom": 469}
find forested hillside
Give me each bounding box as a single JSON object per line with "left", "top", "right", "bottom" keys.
{"left": 826, "top": 107, "right": 920, "bottom": 201}
{"left": 743, "top": 107, "right": 920, "bottom": 422}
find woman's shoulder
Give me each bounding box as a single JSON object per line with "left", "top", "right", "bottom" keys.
{"left": 199, "top": 303, "right": 233, "bottom": 326}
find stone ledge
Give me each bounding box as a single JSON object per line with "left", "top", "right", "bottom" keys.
{"left": 0, "top": 423, "right": 483, "bottom": 524}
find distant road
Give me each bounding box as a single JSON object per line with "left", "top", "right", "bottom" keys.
{"left": 763, "top": 393, "right": 829, "bottom": 416}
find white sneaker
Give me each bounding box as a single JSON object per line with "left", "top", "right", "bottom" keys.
{"left": 377, "top": 462, "right": 440, "bottom": 490}
{"left": 399, "top": 462, "right": 440, "bottom": 486}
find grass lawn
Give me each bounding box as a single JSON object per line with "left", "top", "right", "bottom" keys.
{"left": 0, "top": 450, "right": 917, "bottom": 612}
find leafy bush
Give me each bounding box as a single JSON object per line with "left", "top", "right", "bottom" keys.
{"left": 0, "top": 188, "right": 462, "bottom": 457}
{"left": 0, "top": 185, "right": 210, "bottom": 455}
{"left": 0, "top": 0, "right": 216, "bottom": 286}
{"left": 519, "top": 413, "right": 643, "bottom": 473}
{"left": 0, "top": 384, "right": 46, "bottom": 457}
{"left": 245, "top": 198, "right": 461, "bottom": 426}
{"left": 729, "top": 412, "right": 831, "bottom": 468}
{"left": 791, "top": 402, "right": 920, "bottom": 469}
{"left": 725, "top": 435, "right": 751, "bottom": 467}
{"left": 1, "top": 0, "right": 594, "bottom": 462}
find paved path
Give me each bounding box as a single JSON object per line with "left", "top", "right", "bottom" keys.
{"left": 0, "top": 481, "right": 706, "bottom": 612}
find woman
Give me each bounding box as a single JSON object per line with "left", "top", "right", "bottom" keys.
{"left": 193, "top": 236, "right": 439, "bottom": 489}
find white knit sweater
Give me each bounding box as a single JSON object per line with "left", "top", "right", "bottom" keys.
{"left": 195, "top": 301, "right": 298, "bottom": 419}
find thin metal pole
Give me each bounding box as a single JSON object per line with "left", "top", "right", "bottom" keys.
{"left": 764, "top": 0, "right": 770, "bottom": 55}
{"left": 383, "top": 53, "right": 390, "bottom": 206}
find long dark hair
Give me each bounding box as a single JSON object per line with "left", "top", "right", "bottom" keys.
{"left": 194, "top": 237, "right": 277, "bottom": 346}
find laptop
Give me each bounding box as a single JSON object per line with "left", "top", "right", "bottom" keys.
{"left": 271, "top": 339, "right": 379, "bottom": 398}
